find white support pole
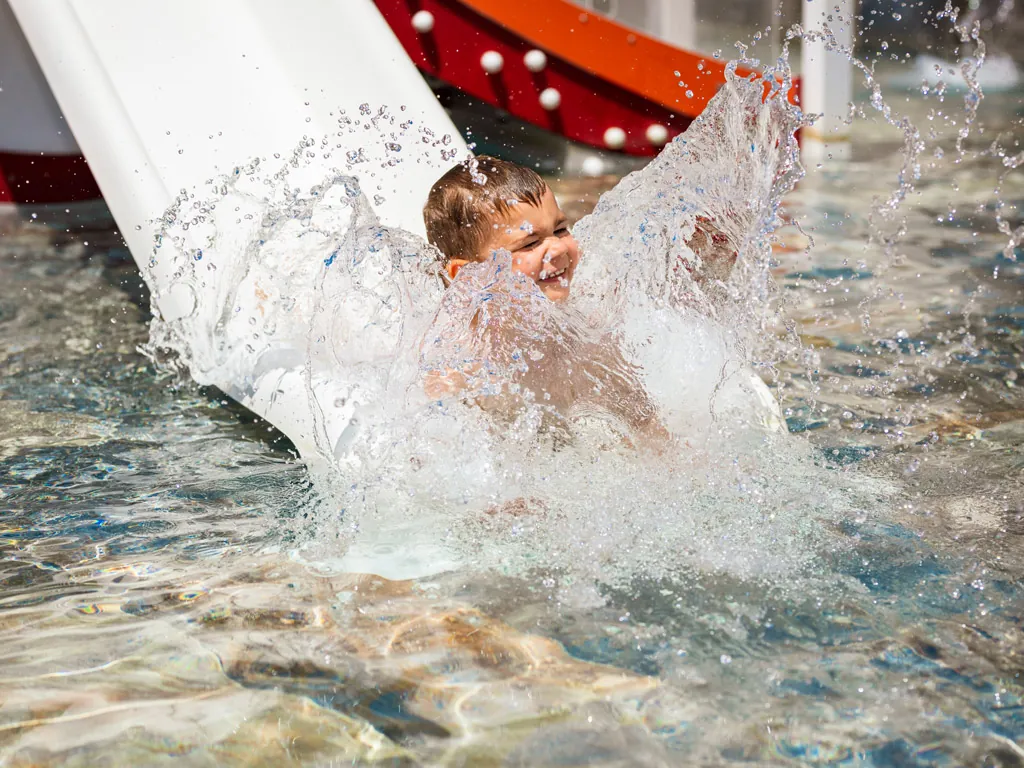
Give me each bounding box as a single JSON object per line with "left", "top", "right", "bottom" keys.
{"left": 655, "top": 0, "right": 697, "bottom": 52}
{"left": 801, "top": 0, "right": 855, "bottom": 162}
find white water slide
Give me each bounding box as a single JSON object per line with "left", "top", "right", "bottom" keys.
{"left": 9, "top": 0, "right": 470, "bottom": 461}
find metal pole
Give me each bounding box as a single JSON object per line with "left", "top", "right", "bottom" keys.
{"left": 801, "top": 0, "right": 855, "bottom": 162}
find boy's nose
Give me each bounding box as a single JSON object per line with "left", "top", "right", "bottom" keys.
{"left": 543, "top": 237, "right": 567, "bottom": 261}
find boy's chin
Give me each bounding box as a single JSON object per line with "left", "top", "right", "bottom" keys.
{"left": 539, "top": 283, "right": 571, "bottom": 302}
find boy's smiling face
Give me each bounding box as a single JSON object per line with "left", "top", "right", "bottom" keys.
{"left": 452, "top": 187, "right": 580, "bottom": 302}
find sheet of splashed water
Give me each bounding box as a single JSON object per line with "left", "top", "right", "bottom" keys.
{"left": 143, "top": 69, "right": 870, "bottom": 590}
{"left": 2, "top": 79, "right": 1024, "bottom": 768}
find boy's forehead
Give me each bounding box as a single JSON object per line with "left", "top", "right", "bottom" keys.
{"left": 491, "top": 188, "right": 561, "bottom": 223}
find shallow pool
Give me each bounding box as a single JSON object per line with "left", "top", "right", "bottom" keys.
{"left": 1, "top": 86, "right": 1022, "bottom": 766}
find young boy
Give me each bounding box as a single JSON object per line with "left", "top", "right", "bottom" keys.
{"left": 420, "top": 156, "right": 670, "bottom": 446}
{"left": 423, "top": 156, "right": 579, "bottom": 303}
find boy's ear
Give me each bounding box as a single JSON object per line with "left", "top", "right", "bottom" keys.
{"left": 446, "top": 258, "right": 470, "bottom": 282}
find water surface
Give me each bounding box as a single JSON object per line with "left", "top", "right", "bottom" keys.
{"left": 1, "top": 85, "right": 1023, "bottom": 766}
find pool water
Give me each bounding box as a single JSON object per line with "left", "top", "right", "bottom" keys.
{"left": 2, "top": 84, "right": 1023, "bottom": 765}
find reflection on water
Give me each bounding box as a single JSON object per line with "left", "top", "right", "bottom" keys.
{"left": 2, "top": 91, "right": 1024, "bottom": 767}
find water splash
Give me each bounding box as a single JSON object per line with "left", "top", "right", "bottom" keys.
{"left": 5, "top": 11, "right": 1022, "bottom": 766}
{"left": 141, "top": 69, "right": 891, "bottom": 591}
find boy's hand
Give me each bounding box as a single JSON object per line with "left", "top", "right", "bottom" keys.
{"left": 687, "top": 215, "right": 738, "bottom": 283}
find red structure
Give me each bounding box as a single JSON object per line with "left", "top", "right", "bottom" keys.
{"left": 0, "top": 152, "right": 102, "bottom": 205}
{"left": 374, "top": 0, "right": 779, "bottom": 156}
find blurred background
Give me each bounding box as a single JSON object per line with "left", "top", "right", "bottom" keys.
{"left": 441, "top": 0, "right": 1024, "bottom": 174}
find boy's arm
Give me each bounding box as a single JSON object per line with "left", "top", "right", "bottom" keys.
{"left": 423, "top": 355, "right": 537, "bottom": 426}
{"left": 580, "top": 347, "right": 672, "bottom": 449}
{"left": 423, "top": 365, "right": 472, "bottom": 400}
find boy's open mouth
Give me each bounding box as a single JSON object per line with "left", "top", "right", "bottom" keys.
{"left": 540, "top": 265, "right": 568, "bottom": 282}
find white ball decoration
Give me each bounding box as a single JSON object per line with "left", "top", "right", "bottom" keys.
{"left": 523, "top": 49, "right": 548, "bottom": 72}
{"left": 411, "top": 10, "right": 434, "bottom": 33}
{"left": 538, "top": 87, "right": 561, "bottom": 110}
{"left": 581, "top": 155, "right": 605, "bottom": 177}
{"left": 645, "top": 123, "right": 669, "bottom": 146}
{"left": 480, "top": 50, "right": 504, "bottom": 74}
{"left": 603, "top": 126, "right": 627, "bottom": 150}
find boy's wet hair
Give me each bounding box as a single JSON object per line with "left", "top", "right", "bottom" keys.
{"left": 423, "top": 155, "right": 547, "bottom": 262}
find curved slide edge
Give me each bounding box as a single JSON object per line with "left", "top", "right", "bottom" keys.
{"left": 8, "top": 0, "right": 468, "bottom": 460}
{"left": 7, "top": 0, "right": 466, "bottom": 251}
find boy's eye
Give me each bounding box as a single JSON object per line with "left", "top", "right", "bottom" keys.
{"left": 556, "top": 227, "right": 570, "bottom": 236}
{"left": 515, "top": 240, "right": 540, "bottom": 252}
